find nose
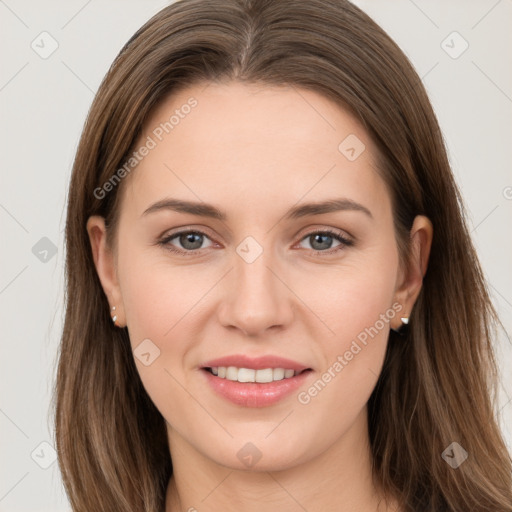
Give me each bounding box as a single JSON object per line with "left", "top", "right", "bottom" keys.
{"left": 217, "top": 248, "right": 294, "bottom": 337}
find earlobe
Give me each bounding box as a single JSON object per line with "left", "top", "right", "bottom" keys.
{"left": 86, "top": 215, "right": 125, "bottom": 327}
{"left": 392, "top": 215, "right": 433, "bottom": 331}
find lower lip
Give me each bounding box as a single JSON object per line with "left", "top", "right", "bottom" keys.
{"left": 201, "top": 369, "right": 312, "bottom": 407}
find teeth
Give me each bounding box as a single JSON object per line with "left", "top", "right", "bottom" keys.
{"left": 237, "top": 368, "right": 255, "bottom": 382}
{"left": 273, "top": 368, "right": 284, "bottom": 381}
{"left": 255, "top": 368, "right": 273, "bottom": 383}
{"left": 209, "top": 366, "right": 300, "bottom": 383}
{"left": 226, "top": 366, "right": 238, "bottom": 380}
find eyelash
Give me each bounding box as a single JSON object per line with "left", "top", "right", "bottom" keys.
{"left": 157, "top": 228, "right": 354, "bottom": 257}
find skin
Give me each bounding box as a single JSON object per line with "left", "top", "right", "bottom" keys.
{"left": 87, "top": 81, "right": 433, "bottom": 512}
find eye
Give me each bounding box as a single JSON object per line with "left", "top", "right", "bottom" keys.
{"left": 297, "top": 229, "right": 353, "bottom": 254}
{"left": 159, "top": 230, "right": 214, "bottom": 254}
{"left": 158, "top": 228, "right": 353, "bottom": 256}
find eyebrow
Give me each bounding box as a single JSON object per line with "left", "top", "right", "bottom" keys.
{"left": 141, "top": 197, "right": 373, "bottom": 221}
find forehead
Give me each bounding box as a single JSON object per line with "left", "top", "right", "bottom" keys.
{"left": 121, "top": 81, "right": 391, "bottom": 222}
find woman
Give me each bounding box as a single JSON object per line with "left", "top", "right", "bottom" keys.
{"left": 53, "top": 0, "right": 512, "bottom": 510}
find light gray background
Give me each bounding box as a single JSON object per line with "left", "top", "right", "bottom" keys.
{"left": 1, "top": 1, "right": 511, "bottom": 510}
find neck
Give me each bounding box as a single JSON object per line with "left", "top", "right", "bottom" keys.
{"left": 165, "top": 407, "right": 399, "bottom": 512}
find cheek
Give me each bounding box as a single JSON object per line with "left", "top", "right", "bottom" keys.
{"left": 294, "top": 250, "right": 398, "bottom": 350}
{"left": 292, "top": 273, "right": 396, "bottom": 450}
{"left": 118, "top": 244, "right": 209, "bottom": 347}
{"left": 294, "top": 246, "right": 398, "bottom": 403}
{"left": 116, "top": 246, "right": 220, "bottom": 413}
{"left": 117, "top": 250, "right": 209, "bottom": 429}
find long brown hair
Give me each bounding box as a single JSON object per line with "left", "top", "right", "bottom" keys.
{"left": 53, "top": 1, "right": 512, "bottom": 510}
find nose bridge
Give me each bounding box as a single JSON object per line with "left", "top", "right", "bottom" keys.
{"left": 218, "top": 237, "right": 293, "bottom": 335}
{"left": 236, "top": 248, "right": 275, "bottom": 298}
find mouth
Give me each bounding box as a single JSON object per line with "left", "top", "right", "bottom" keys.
{"left": 200, "top": 355, "right": 313, "bottom": 407}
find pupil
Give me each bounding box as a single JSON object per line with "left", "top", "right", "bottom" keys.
{"left": 181, "top": 233, "right": 203, "bottom": 250}
{"left": 311, "top": 234, "right": 332, "bottom": 250}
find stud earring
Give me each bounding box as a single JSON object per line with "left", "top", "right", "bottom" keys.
{"left": 111, "top": 306, "right": 118, "bottom": 325}
{"left": 391, "top": 315, "right": 409, "bottom": 334}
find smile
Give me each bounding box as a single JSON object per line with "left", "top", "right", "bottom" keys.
{"left": 206, "top": 366, "right": 303, "bottom": 383}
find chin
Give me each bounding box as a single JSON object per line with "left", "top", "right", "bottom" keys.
{"left": 205, "top": 435, "right": 314, "bottom": 473}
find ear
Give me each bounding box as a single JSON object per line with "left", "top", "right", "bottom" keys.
{"left": 392, "top": 215, "right": 433, "bottom": 329}
{"left": 86, "top": 215, "right": 125, "bottom": 327}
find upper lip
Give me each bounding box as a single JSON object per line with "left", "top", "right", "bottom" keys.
{"left": 201, "top": 354, "right": 311, "bottom": 372}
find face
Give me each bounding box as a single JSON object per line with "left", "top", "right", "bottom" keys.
{"left": 89, "top": 81, "right": 421, "bottom": 472}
